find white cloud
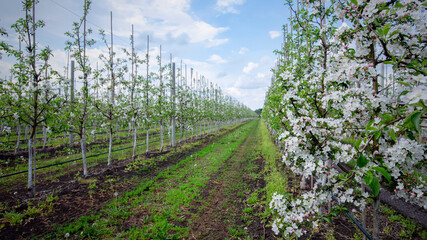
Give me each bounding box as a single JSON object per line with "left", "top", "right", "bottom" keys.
{"left": 207, "top": 54, "right": 227, "bottom": 64}
{"left": 238, "top": 47, "right": 248, "bottom": 55}
{"left": 216, "top": 0, "right": 245, "bottom": 14}
{"left": 242, "top": 62, "right": 258, "bottom": 73}
{"left": 269, "top": 30, "right": 281, "bottom": 39}
{"left": 106, "top": 0, "right": 229, "bottom": 47}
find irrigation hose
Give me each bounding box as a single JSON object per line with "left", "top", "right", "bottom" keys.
{"left": 332, "top": 195, "right": 373, "bottom": 240}
{"left": 0, "top": 138, "right": 162, "bottom": 179}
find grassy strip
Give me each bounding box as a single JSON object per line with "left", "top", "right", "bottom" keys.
{"left": 187, "top": 119, "right": 267, "bottom": 239}
{"left": 44, "top": 120, "right": 256, "bottom": 239}
{"left": 258, "top": 120, "right": 291, "bottom": 206}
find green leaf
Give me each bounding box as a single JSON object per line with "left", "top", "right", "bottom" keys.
{"left": 377, "top": 28, "right": 384, "bottom": 37}
{"left": 397, "top": 81, "right": 410, "bottom": 87}
{"left": 364, "top": 171, "right": 374, "bottom": 185}
{"left": 374, "top": 131, "right": 382, "bottom": 140}
{"left": 357, "top": 153, "right": 369, "bottom": 168}
{"left": 374, "top": 166, "right": 391, "bottom": 182}
{"left": 383, "top": 23, "right": 391, "bottom": 37}
{"left": 395, "top": 2, "right": 404, "bottom": 7}
{"left": 368, "top": 176, "right": 380, "bottom": 196}
{"left": 366, "top": 119, "right": 376, "bottom": 131}
{"left": 389, "top": 30, "right": 399, "bottom": 39}
{"left": 389, "top": 129, "right": 396, "bottom": 141}
{"left": 398, "top": 90, "right": 409, "bottom": 102}
{"left": 411, "top": 111, "right": 422, "bottom": 132}
{"left": 355, "top": 138, "right": 363, "bottom": 150}
{"left": 381, "top": 114, "right": 394, "bottom": 123}
{"left": 350, "top": 0, "right": 358, "bottom": 5}
{"left": 367, "top": 126, "right": 377, "bottom": 131}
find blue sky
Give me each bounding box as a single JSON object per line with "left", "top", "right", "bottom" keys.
{"left": 0, "top": 0, "right": 290, "bottom": 110}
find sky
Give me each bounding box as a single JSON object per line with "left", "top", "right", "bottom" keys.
{"left": 0, "top": 0, "right": 290, "bottom": 110}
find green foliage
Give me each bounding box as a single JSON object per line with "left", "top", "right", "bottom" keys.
{"left": 24, "top": 205, "right": 41, "bottom": 216}
{"left": 2, "top": 211, "right": 24, "bottom": 226}
{"left": 247, "top": 192, "right": 259, "bottom": 205}
{"left": 54, "top": 214, "right": 111, "bottom": 239}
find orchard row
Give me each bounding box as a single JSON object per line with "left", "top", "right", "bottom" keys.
{"left": 0, "top": 0, "right": 256, "bottom": 196}
{"left": 263, "top": 0, "right": 426, "bottom": 238}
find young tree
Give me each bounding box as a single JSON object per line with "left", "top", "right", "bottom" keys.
{"left": 64, "top": 0, "right": 95, "bottom": 177}
{"left": 95, "top": 14, "right": 127, "bottom": 166}
{"left": 1, "top": 0, "right": 58, "bottom": 196}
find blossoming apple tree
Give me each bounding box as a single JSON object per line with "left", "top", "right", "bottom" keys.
{"left": 264, "top": 0, "right": 426, "bottom": 238}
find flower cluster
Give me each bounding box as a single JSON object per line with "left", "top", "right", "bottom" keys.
{"left": 263, "top": 0, "right": 426, "bottom": 237}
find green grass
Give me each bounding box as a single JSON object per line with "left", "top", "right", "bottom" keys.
{"left": 1, "top": 211, "right": 24, "bottom": 226}
{"left": 258, "top": 121, "right": 289, "bottom": 205}
{"left": 44, "top": 120, "right": 256, "bottom": 239}
{"left": 381, "top": 205, "right": 426, "bottom": 239}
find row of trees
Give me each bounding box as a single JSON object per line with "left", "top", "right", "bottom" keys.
{"left": 264, "top": 0, "right": 425, "bottom": 238}
{"left": 0, "top": 0, "right": 256, "bottom": 196}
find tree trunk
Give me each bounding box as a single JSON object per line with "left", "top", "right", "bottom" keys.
{"left": 184, "top": 122, "right": 187, "bottom": 142}
{"left": 42, "top": 126, "right": 47, "bottom": 149}
{"left": 180, "top": 123, "right": 183, "bottom": 143}
{"left": 27, "top": 137, "right": 34, "bottom": 197}
{"left": 160, "top": 121, "right": 164, "bottom": 152}
{"left": 362, "top": 184, "right": 367, "bottom": 240}
{"left": 81, "top": 128, "right": 88, "bottom": 177}
{"left": 15, "top": 125, "right": 21, "bottom": 153}
{"left": 93, "top": 121, "right": 97, "bottom": 143}
{"left": 132, "top": 123, "right": 137, "bottom": 159}
{"left": 146, "top": 126, "right": 149, "bottom": 153}
{"left": 70, "top": 128, "right": 74, "bottom": 147}
{"left": 25, "top": 125, "right": 28, "bottom": 140}
{"left": 373, "top": 195, "right": 381, "bottom": 239}
{"left": 108, "top": 125, "right": 113, "bottom": 166}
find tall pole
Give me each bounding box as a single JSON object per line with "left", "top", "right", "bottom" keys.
{"left": 146, "top": 35, "right": 150, "bottom": 153}
{"left": 108, "top": 11, "right": 114, "bottom": 166}
{"left": 171, "top": 62, "right": 176, "bottom": 147}
{"left": 70, "top": 60, "right": 75, "bottom": 146}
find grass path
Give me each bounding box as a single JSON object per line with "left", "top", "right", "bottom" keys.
{"left": 187, "top": 117, "right": 271, "bottom": 239}
{"left": 43, "top": 120, "right": 257, "bottom": 239}
{"left": 22, "top": 119, "right": 285, "bottom": 239}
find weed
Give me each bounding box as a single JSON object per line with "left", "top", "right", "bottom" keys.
{"left": 387, "top": 207, "right": 420, "bottom": 238}
{"left": 247, "top": 192, "right": 258, "bottom": 205}
{"left": 2, "top": 211, "right": 24, "bottom": 226}
{"left": 88, "top": 182, "right": 97, "bottom": 190}
{"left": 243, "top": 207, "right": 253, "bottom": 214}
{"left": 56, "top": 215, "right": 111, "bottom": 239}
{"left": 46, "top": 194, "right": 59, "bottom": 203}
{"left": 24, "top": 206, "right": 42, "bottom": 216}
{"left": 36, "top": 153, "right": 50, "bottom": 159}
{"left": 419, "top": 230, "right": 427, "bottom": 239}
{"left": 353, "top": 232, "right": 363, "bottom": 240}
{"left": 228, "top": 225, "right": 245, "bottom": 237}
{"left": 0, "top": 202, "right": 6, "bottom": 212}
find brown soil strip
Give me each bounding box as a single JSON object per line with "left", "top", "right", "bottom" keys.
{"left": 187, "top": 122, "right": 274, "bottom": 239}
